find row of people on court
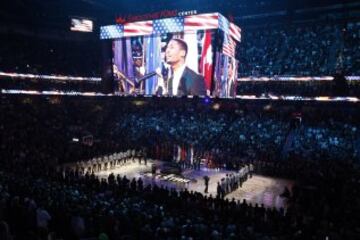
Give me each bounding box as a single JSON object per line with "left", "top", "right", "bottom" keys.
{"left": 177, "top": 157, "right": 202, "bottom": 170}
{"left": 217, "top": 164, "right": 254, "bottom": 198}
{"left": 62, "top": 149, "right": 146, "bottom": 174}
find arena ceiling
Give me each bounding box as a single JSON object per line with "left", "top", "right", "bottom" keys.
{"left": 1, "top": 0, "right": 358, "bottom": 27}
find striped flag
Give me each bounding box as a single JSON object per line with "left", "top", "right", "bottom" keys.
{"left": 102, "top": 12, "right": 241, "bottom": 42}
{"left": 218, "top": 14, "right": 230, "bottom": 35}
{"left": 222, "top": 34, "right": 236, "bottom": 58}
{"left": 124, "top": 20, "right": 153, "bottom": 37}
{"left": 218, "top": 15, "right": 241, "bottom": 43}
{"left": 184, "top": 13, "right": 219, "bottom": 32}
{"left": 71, "top": 18, "right": 93, "bottom": 32}
{"left": 153, "top": 17, "right": 184, "bottom": 34}
{"left": 229, "top": 22, "right": 241, "bottom": 42}
{"left": 219, "top": 14, "right": 237, "bottom": 57}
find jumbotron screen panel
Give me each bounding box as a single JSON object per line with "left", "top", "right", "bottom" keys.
{"left": 101, "top": 13, "right": 241, "bottom": 98}
{"left": 112, "top": 31, "right": 237, "bottom": 98}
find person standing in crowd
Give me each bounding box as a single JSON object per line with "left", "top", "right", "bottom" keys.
{"left": 36, "top": 205, "right": 51, "bottom": 239}
{"left": 216, "top": 182, "right": 223, "bottom": 199}
{"left": 203, "top": 175, "right": 210, "bottom": 193}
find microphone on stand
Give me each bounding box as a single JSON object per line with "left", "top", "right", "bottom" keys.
{"left": 135, "top": 68, "right": 163, "bottom": 84}
{"left": 135, "top": 72, "right": 158, "bottom": 84}
{"left": 134, "top": 68, "right": 170, "bottom": 95}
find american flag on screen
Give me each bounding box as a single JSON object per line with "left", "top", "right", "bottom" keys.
{"left": 124, "top": 20, "right": 153, "bottom": 37}
{"left": 184, "top": 13, "right": 219, "bottom": 32}
{"left": 153, "top": 17, "right": 184, "bottom": 34}
{"left": 218, "top": 14, "right": 230, "bottom": 35}
{"left": 229, "top": 22, "right": 241, "bottom": 42}
{"left": 222, "top": 34, "right": 236, "bottom": 58}
{"left": 100, "top": 12, "right": 241, "bottom": 42}
{"left": 100, "top": 25, "right": 124, "bottom": 39}
{"left": 71, "top": 19, "right": 93, "bottom": 32}
{"left": 218, "top": 14, "right": 241, "bottom": 45}
{"left": 219, "top": 14, "right": 237, "bottom": 57}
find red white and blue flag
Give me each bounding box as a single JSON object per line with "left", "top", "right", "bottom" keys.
{"left": 153, "top": 17, "right": 184, "bottom": 34}
{"left": 123, "top": 20, "right": 153, "bottom": 37}
{"left": 100, "top": 12, "right": 241, "bottom": 42}
{"left": 222, "top": 34, "right": 237, "bottom": 58}
{"left": 184, "top": 13, "right": 219, "bottom": 32}
{"left": 229, "top": 22, "right": 241, "bottom": 42}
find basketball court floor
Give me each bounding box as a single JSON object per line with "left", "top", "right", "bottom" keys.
{"left": 93, "top": 159, "right": 294, "bottom": 209}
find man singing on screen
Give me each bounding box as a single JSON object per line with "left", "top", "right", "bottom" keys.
{"left": 165, "top": 38, "right": 206, "bottom": 96}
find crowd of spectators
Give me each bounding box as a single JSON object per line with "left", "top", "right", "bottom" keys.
{"left": 236, "top": 80, "right": 360, "bottom": 97}
{"left": 2, "top": 95, "right": 359, "bottom": 167}
{"left": 110, "top": 102, "right": 359, "bottom": 164}
{"left": 238, "top": 21, "right": 360, "bottom": 76}
{"left": 1, "top": 95, "right": 360, "bottom": 239}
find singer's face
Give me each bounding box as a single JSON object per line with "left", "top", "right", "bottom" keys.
{"left": 165, "top": 40, "right": 185, "bottom": 66}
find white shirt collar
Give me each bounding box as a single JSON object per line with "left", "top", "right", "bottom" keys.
{"left": 172, "top": 64, "right": 186, "bottom": 96}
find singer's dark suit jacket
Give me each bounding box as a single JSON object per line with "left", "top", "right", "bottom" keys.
{"left": 171, "top": 67, "right": 206, "bottom": 96}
